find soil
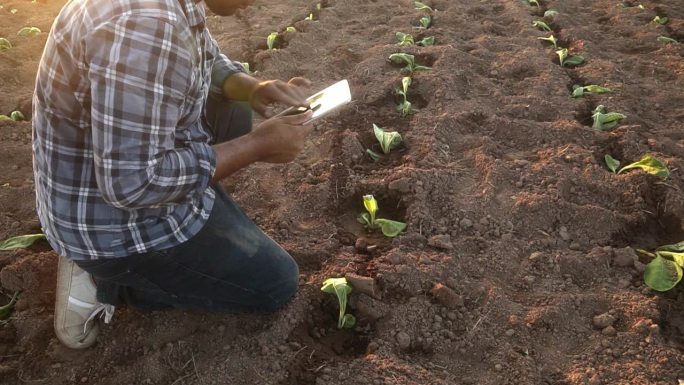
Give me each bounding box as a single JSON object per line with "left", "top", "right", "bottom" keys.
{"left": 0, "top": 0, "right": 683, "bottom": 384}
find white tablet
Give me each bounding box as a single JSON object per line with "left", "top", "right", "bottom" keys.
{"left": 275, "top": 79, "right": 352, "bottom": 124}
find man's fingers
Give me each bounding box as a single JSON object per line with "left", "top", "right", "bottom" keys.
{"left": 280, "top": 110, "right": 313, "bottom": 125}
{"left": 274, "top": 82, "right": 308, "bottom": 107}
{"left": 288, "top": 77, "right": 311, "bottom": 88}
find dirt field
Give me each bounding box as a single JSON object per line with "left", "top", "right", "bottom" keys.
{"left": 1, "top": 0, "right": 683, "bottom": 384}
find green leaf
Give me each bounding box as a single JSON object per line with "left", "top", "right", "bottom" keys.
{"left": 556, "top": 48, "right": 567, "bottom": 65}
{"left": 286, "top": 26, "right": 296, "bottom": 33}
{"left": 656, "top": 35, "right": 677, "bottom": 44}
{"left": 657, "top": 251, "right": 684, "bottom": 267}
{"left": 417, "top": 36, "right": 435, "bottom": 46}
{"left": 321, "top": 277, "right": 354, "bottom": 329}
{"left": 357, "top": 212, "right": 374, "bottom": 228}
{"left": 532, "top": 20, "right": 552, "bottom": 32}
{"left": 527, "top": 0, "right": 540, "bottom": 7}
{"left": 240, "top": 62, "right": 251, "bottom": 75}
{"left": 341, "top": 313, "right": 356, "bottom": 329}
{"left": 544, "top": 9, "right": 558, "bottom": 18}
{"left": 305, "top": 13, "right": 314, "bottom": 20}
{"left": 366, "top": 148, "right": 382, "bottom": 161}
{"left": 604, "top": 154, "right": 620, "bottom": 173}
{"left": 656, "top": 241, "right": 684, "bottom": 253}
{"left": 592, "top": 105, "right": 626, "bottom": 130}
{"left": 582, "top": 85, "right": 611, "bottom": 96}
{"left": 644, "top": 255, "right": 682, "bottom": 292}
{"left": 17, "top": 27, "right": 41, "bottom": 37}
{"left": 419, "top": 15, "right": 432, "bottom": 29}
{"left": 652, "top": 16, "right": 668, "bottom": 25}
{"left": 618, "top": 154, "right": 670, "bottom": 178}
{"left": 397, "top": 100, "right": 414, "bottom": 117}
{"left": 266, "top": 32, "right": 278, "bottom": 50}
{"left": 389, "top": 53, "right": 414, "bottom": 67}
{"left": 401, "top": 76, "right": 411, "bottom": 96}
{"left": 0, "top": 234, "right": 45, "bottom": 251}
{"left": 10, "top": 111, "right": 24, "bottom": 121}
{"left": 537, "top": 35, "right": 558, "bottom": 48}
{"left": 373, "top": 124, "right": 403, "bottom": 154}
{"left": 0, "top": 115, "right": 11, "bottom": 121}
{"left": 563, "top": 54, "right": 584, "bottom": 67}
{"left": 374, "top": 219, "right": 407, "bottom": 237}
{"left": 414, "top": 1, "right": 433, "bottom": 11}
{"left": 396, "top": 32, "right": 414, "bottom": 46}
{"left": 0, "top": 37, "right": 11, "bottom": 51}
{"left": 362, "top": 194, "right": 378, "bottom": 224}
{"left": 0, "top": 292, "right": 19, "bottom": 318}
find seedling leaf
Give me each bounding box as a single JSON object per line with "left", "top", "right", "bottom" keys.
{"left": 0, "top": 292, "right": 19, "bottom": 319}
{"left": 0, "top": 115, "right": 11, "bottom": 121}
{"left": 414, "top": 1, "right": 433, "bottom": 11}
{"left": 417, "top": 36, "right": 435, "bottom": 46}
{"left": 10, "top": 111, "right": 24, "bottom": 121}
{"left": 591, "top": 105, "right": 626, "bottom": 130}
{"left": 396, "top": 32, "right": 414, "bottom": 46}
{"left": 538, "top": 35, "right": 558, "bottom": 48}
{"left": 656, "top": 35, "right": 677, "bottom": 44}
{"left": 419, "top": 15, "right": 432, "bottom": 29}
{"left": 401, "top": 76, "right": 411, "bottom": 96}
{"left": 366, "top": 149, "right": 382, "bottom": 161}
{"left": 527, "top": 0, "right": 540, "bottom": 7}
{"left": 17, "top": 27, "right": 41, "bottom": 37}
{"left": 0, "top": 37, "right": 11, "bottom": 51}
{"left": 373, "top": 124, "right": 403, "bottom": 154}
{"left": 357, "top": 212, "right": 373, "bottom": 227}
{"left": 644, "top": 254, "right": 682, "bottom": 292}
{"left": 0, "top": 233, "right": 45, "bottom": 251}
{"left": 286, "top": 26, "right": 296, "bottom": 33}
{"left": 617, "top": 154, "right": 669, "bottom": 178}
{"left": 388, "top": 53, "right": 431, "bottom": 74}
{"left": 652, "top": 16, "right": 668, "bottom": 25}
{"left": 321, "top": 278, "right": 355, "bottom": 329}
{"left": 374, "top": 219, "right": 407, "bottom": 237}
{"left": 572, "top": 84, "right": 611, "bottom": 97}
{"left": 266, "top": 32, "right": 278, "bottom": 50}
{"left": 240, "top": 62, "right": 252, "bottom": 75}
{"left": 656, "top": 241, "right": 684, "bottom": 253}
{"left": 532, "top": 20, "right": 552, "bottom": 32}
{"left": 604, "top": 154, "right": 620, "bottom": 173}
{"left": 362, "top": 195, "right": 378, "bottom": 224}
{"left": 544, "top": 9, "right": 558, "bottom": 18}
{"left": 564, "top": 55, "right": 584, "bottom": 66}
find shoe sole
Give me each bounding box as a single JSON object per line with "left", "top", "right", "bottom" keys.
{"left": 54, "top": 256, "right": 99, "bottom": 349}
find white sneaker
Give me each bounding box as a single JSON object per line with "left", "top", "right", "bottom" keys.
{"left": 54, "top": 256, "right": 114, "bottom": 349}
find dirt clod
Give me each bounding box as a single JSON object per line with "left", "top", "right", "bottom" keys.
{"left": 430, "top": 283, "right": 463, "bottom": 309}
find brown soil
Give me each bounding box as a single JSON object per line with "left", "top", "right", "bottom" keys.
{"left": 1, "top": 0, "right": 683, "bottom": 384}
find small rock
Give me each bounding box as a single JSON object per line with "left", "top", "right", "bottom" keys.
{"left": 569, "top": 241, "right": 581, "bottom": 250}
{"left": 602, "top": 326, "right": 617, "bottom": 336}
{"left": 613, "top": 247, "right": 638, "bottom": 267}
{"left": 505, "top": 329, "right": 515, "bottom": 337}
{"left": 396, "top": 331, "right": 411, "bottom": 350}
{"left": 428, "top": 234, "right": 454, "bottom": 250}
{"left": 494, "top": 364, "right": 503, "bottom": 371}
{"left": 367, "top": 341, "right": 379, "bottom": 353}
{"left": 346, "top": 273, "right": 380, "bottom": 299}
{"left": 593, "top": 313, "right": 616, "bottom": 329}
{"left": 388, "top": 178, "right": 412, "bottom": 193}
{"left": 559, "top": 226, "right": 571, "bottom": 241}
{"left": 460, "top": 218, "right": 473, "bottom": 229}
{"left": 277, "top": 345, "right": 289, "bottom": 353}
{"left": 529, "top": 252, "right": 543, "bottom": 260}
{"left": 430, "top": 283, "right": 464, "bottom": 309}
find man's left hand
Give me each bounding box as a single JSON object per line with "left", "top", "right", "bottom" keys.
{"left": 248, "top": 77, "right": 311, "bottom": 118}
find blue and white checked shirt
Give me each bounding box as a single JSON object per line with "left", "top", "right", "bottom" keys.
{"left": 33, "top": 0, "right": 245, "bottom": 260}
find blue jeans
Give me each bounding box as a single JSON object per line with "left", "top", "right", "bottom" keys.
{"left": 76, "top": 98, "right": 300, "bottom": 313}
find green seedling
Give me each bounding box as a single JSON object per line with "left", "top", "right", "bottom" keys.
{"left": 0, "top": 233, "right": 45, "bottom": 251}
{"left": 366, "top": 148, "right": 382, "bottom": 161}
{"left": 591, "top": 105, "right": 625, "bottom": 130}
{"left": 266, "top": 32, "right": 278, "bottom": 50}
{"left": 240, "top": 62, "right": 252, "bottom": 75}
{"left": 10, "top": 111, "right": 24, "bottom": 121}
{"left": 527, "top": 0, "right": 540, "bottom": 7}
{"left": 617, "top": 154, "right": 669, "bottom": 178}
{"left": 0, "top": 37, "right": 11, "bottom": 51}
{"left": 556, "top": 48, "right": 584, "bottom": 67}
{"left": 604, "top": 154, "right": 620, "bottom": 173}
{"left": 417, "top": 36, "right": 435, "bottom": 46}
{"left": 321, "top": 277, "right": 356, "bottom": 329}
{"left": 652, "top": 16, "right": 668, "bottom": 25}
{"left": 537, "top": 35, "right": 558, "bottom": 48}
{"left": 395, "top": 76, "right": 414, "bottom": 116}
{"left": 419, "top": 14, "right": 432, "bottom": 29}
{"left": 305, "top": 13, "right": 314, "bottom": 20}
{"left": 544, "top": 9, "right": 558, "bottom": 18}
{"left": 286, "top": 26, "right": 296, "bottom": 33}
{"left": 571, "top": 84, "right": 611, "bottom": 97}
{"left": 0, "top": 292, "right": 18, "bottom": 319}
{"left": 17, "top": 27, "right": 41, "bottom": 37}
{"left": 396, "top": 32, "right": 415, "bottom": 46}
{"left": 637, "top": 241, "right": 684, "bottom": 292}
{"left": 415, "top": 1, "right": 433, "bottom": 11}
{"left": 357, "top": 195, "right": 407, "bottom": 237}
{"left": 656, "top": 36, "right": 677, "bottom": 44}
{"left": 532, "top": 20, "right": 552, "bottom": 32}
{"left": 388, "top": 53, "right": 431, "bottom": 74}
{"left": 373, "top": 124, "right": 402, "bottom": 154}
{"left": 0, "top": 115, "right": 11, "bottom": 121}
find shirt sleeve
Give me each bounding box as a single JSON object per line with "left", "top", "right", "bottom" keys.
{"left": 84, "top": 15, "right": 216, "bottom": 209}
{"left": 207, "top": 34, "right": 246, "bottom": 98}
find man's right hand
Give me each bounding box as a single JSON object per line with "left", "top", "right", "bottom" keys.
{"left": 251, "top": 110, "right": 314, "bottom": 163}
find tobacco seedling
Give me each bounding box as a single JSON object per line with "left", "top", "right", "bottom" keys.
{"left": 571, "top": 84, "right": 611, "bottom": 97}
{"left": 604, "top": 154, "right": 620, "bottom": 173}
{"left": 544, "top": 9, "right": 558, "bottom": 18}
{"left": 266, "top": 32, "right": 278, "bottom": 50}
{"left": 656, "top": 36, "right": 677, "bottom": 44}
{"left": 396, "top": 32, "right": 415, "bottom": 46}
{"left": 527, "top": 0, "right": 540, "bottom": 7}
{"left": 17, "top": 27, "right": 41, "bottom": 37}
{"left": 617, "top": 154, "right": 669, "bottom": 178}
{"left": 419, "top": 14, "right": 432, "bottom": 29}
{"left": 388, "top": 53, "right": 431, "bottom": 74}
{"left": 10, "top": 111, "right": 24, "bottom": 121}
{"left": 417, "top": 36, "right": 435, "bottom": 46}
{"left": 305, "top": 13, "right": 314, "bottom": 20}
{"left": 414, "top": 1, "right": 433, "bottom": 11}
{"left": 373, "top": 124, "right": 402, "bottom": 154}
{"left": 396, "top": 76, "right": 414, "bottom": 116}
{"left": 652, "top": 16, "right": 668, "bottom": 25}
{"left": 0, "top": 292, "right": 18, "bottom": 319}
{"left": 0, "top": 37, "right": 10, "bottom": 51}
{"left": 591, "top": 105, "right": 625, "bottom": 130}
{"left": 537, "top": 35, "right": 558, "bottom": 48}
{"left": 366, "top": 149, "right": 382, "bottom": 161}
{"left": 240, "top": 62, "right": 252, "bottom": 75}
{"left": 532, "top": 20, "right": 552, "bottom": 32}
{"left": 0, "top": 233, "right": 45, "bottom": 251}
{"left": 286, "top": 26, "right": 296, "bottom": 33}
{"left": 638, "top": 241, "right": 684, "bottom": 292}
{"left": 321, "top": 277, "right": 356, "bottom": 329}
{"left": 357, "top": 195, "right": 407, "bottom": 237}
{"left": 556, "top": 48, "right": 584, "bottom": 67}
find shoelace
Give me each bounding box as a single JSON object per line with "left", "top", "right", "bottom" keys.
{"left": 82, "top": 304, "right": 115, "bottom": 336}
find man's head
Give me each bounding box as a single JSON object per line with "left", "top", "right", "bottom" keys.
{"left": 203, "top": 0, "right": 256, "bottom": 16}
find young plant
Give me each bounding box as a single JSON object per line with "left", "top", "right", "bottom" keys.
{"left": 571, "top": 84, "right": 611, "bottom": 97}
{"left": 373, "top": 124, "right": 402, "bottom": 154}
{"left": 266, "top": 32, "right": 278, "bottom": 50}
{"left": 0, "top": 115, "right": 11, "bottom": 121}
{"left": 638, "top": 241, "right": 684, "bottom": 292}
{"left": 396, "top": 76, "right": 414, "bottom": 116}
{"left": 417, "top": 36, "right": 435, "bottom": 47}
{"left": 419, "top": 14, "right": 432, "bottom": 29}
{"left": 414, "top": 1, "right": 434, "bottom": 11}
{"left": 537, "top": 35, "right": 558, "bottom": 48}
{"left": 10, "top": 111, "right": 24, "bottom": 121}
{"left": 656, "top": 36, "right": 677, "bottom": 44}
{"left": 396, "top": 32, "right": 415, "bottom": 46}
{"left": 0, "top": 292, "right": 18, "bottom": 319}
{"left": 532, "top": 20, "right": 552, "bottom": 32}
{"left": 388, "top": 53, "right": 431, "bottom": 74}
{"left": 305, "top": 13, "right": 314, "bottom": 20}
{"left": 321, "top": 277, "right": 356, "bottom": 329}
{"left": 556, "top": 48, "right": 584, "bottom": 67}
{"left": 17, "top": 27, "right": 41, "bottom": 37}
{"left": 0, "top": 37, "right": 11, "bottom": 51}
{"left": 604, "top": 154, "right": 620, "bottom": 173}
{"left": 652, "top": 16, "right": 668, "bottom": 25}
{"left": 240, "top": 62, "right": 252, "bottom": 75}
{"left": 591, "top": 105, "right": 625, "bottom": 130}
{"left": 544, "top": 9, "right": 558, "bottom": 18}
{"left": 286, "top": 26, "right": 296, "bottom": 33}
{"left": 0, "top": 233, "right": 45, "bottom": 251}
{"left": 617, "top": 154, "right": 669, "bottom": 178}
{"left": 366, "top": 149, "right": 382, "bottom": 161}
{"left": 527, "top": 0, "right": 540, "bottom": 7}
{"left": 357, "top": 195, "right": 407, "bottom": 237}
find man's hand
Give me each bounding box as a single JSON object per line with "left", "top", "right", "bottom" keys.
{"left": 251, "top": 110, "right": 314, "bottom": 163}
{"left": 248, "top": 77, "right": 311, "bottom": 118}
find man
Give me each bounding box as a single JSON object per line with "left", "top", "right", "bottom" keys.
{"left": 33, "top": 0, "right": 313, "bottom": 349}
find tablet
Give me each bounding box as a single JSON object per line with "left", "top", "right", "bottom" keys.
{"left": 275, "top": 79, "right": 352, "bottom": 124}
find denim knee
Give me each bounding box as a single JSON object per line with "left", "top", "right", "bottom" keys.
{"left": 257, "top": 254, "right": 299, "bottom": 313}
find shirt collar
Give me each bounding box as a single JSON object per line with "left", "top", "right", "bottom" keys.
{"left": 179, "top": 0, "right": 206, "bottom": 28}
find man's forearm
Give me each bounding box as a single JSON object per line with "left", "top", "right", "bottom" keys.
{"left": 222, "top": 72, "right": 259, "bottom": 101}
{"left": 211, "top": 133, "right": 263, "bottom": 184}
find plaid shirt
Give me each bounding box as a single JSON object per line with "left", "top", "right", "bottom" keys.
{"left": 33, "top": 0, "right": 245, "bottom": 260}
